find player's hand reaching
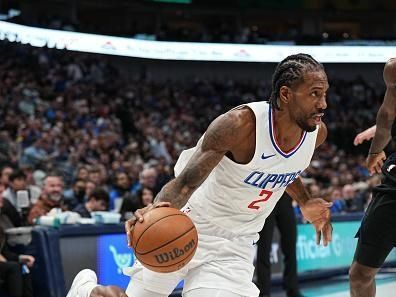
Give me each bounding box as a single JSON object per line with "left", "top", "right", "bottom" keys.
{"left": 353, "top": 125, "right": 376, "bottom": 146}
{"left": 125, "top": 201, "right": 171, "bottom": 247}
{"left": 300, "top": 198, "right": 333, "bottom": 246}
{"left": 367, "top": 151, "right": 386, "bottom": 175}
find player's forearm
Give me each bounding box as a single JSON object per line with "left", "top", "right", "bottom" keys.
{"left": 369, "top": 105, "right": 393, "bottom": 154}
{"left": 285, "top": 177, "right": 311, "bottom": 206}
{"left": 154, "top": 178, "right": 195, "bottom": 209}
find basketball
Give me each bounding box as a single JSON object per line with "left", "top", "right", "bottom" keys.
{"left": 131, "top": 207, "right": 198, "bottom": 273}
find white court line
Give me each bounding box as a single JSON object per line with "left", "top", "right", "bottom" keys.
{"left": 320, "top": 282, "right": 396, "bottom": 297}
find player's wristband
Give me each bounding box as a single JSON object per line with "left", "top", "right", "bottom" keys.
{"left": 368, "top": 152, "right": 381, "bottom": 155}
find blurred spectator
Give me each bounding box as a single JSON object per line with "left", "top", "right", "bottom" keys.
{"left": 109, "top": 172, "right": 133, "bottom": 211}
{"left": 0, "top": 166, "right": 13, "bottom": 188}
{"left": 85, "top": 180, "right": 97, "bottom": 200}
{"left": 0, "top": 226, "right": 34, "bottom": 297}
{"left": 329, "top": 188, "right": 346, "bottom": 213}
{"left": 75, "top": 166, "right": 89, "bottom": 182}
{"left": 20, "top": 165, "right": 41, "bottom": 203}
{"left": 154, "top": 158, "right": 173, "bottom": 190}
{"left": 63, "top": 179, "right": 86, "bottom": 210}
{"left": 0, "top": 184, "right": 16, "bottom": 230}
{"left": 3, "top": 170, "right": 40, "bottom": 208}
{"left": 32, "top": 170, "right": 46, "bottom": 188}
{"left": 72, "top": 188, "right": 109, "bottom": 218}
{"left": 0, "top": 184, "right": 4, "bottom": 200}
{"left": 120, "top": 186, "right": 154, "bottom": 220}
{"left": 131, "top": 167, "right": 158, "bottom": 194}
{"left": 27, "top": 173, "right": 65, "bottom": 225}
{"left": 20, "top": 139, "right": 50, "bottom": 167}
{"left": 342, "top": 184, "right": 364, "bottom": 212}
{"left": 88, "top": 168, "right": 101, "bottom": 186}
{"left": 2, "top": 170, "right": 34, "bottom": 225}
{"left": 2, "top": 170, "right": 27, "bottom": 208}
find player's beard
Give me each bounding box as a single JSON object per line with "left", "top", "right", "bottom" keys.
{"left": 296, "top": 117, "right": 316, "bottom": 132}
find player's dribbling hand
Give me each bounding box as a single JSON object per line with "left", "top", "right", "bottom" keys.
{"left": 366, "top": 151, "right": 386, "bottom": 175}
{"left": 125, "top": 201, "right": 171, "bottom": 247}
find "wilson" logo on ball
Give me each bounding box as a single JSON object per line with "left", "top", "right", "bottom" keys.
{"left": 154, "top": 239, "right": 196, "bottom": 264}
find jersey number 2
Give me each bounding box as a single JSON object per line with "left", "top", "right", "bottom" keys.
{"left": 248, "top": 189, "right": 273, "bottom": 210}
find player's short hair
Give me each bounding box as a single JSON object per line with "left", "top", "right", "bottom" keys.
{"left": 269, "top": 53, "right": 324, "bottom": 110}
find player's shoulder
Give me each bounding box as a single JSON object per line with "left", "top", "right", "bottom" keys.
{"left": 203, "top": 106, "right": 255, "bottom": 150}
{"left": 384, "top": 58, "right": 396, "bottom": 82}
{"left": 224, "top": 105, "right": 256, "bottom": 127}
{"left": 385, "top": 58, "right": 396, "bottom": 69}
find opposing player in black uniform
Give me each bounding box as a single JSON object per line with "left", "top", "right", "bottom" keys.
{"left": 350, "top": 58, "right": 396, "bottom": 297}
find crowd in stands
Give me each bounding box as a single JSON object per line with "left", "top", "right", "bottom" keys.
{"left": 0, "top": 40, "right": 388, "bottom": 296}
{"left": 0, "top": 42, "right": 387, "bottom": 227}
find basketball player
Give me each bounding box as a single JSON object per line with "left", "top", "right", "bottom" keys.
{"left": 349, "top": 58, "right": 396, "bottom": 297}
{"left": 67, "top": 54, "right": 333, "bottom": 297}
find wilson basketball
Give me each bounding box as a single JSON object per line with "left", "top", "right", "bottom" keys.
{"left": 131, "top": 207, "right": 198, "bottom": 273}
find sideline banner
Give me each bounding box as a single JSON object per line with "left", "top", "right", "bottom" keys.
{"left": 0, "top": 21, "right": 395, "bottom": 63}
{"left": 266, "top": 221, "right": 396, "bottom": 274}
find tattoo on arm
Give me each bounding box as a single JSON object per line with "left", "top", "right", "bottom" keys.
{"left": 155, "top": 148, "right": 224, "bottom": 209}
{"left": 155, "top": 108, "right": 253, "bottom": 209}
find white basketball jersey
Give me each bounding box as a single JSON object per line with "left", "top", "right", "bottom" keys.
{"left": 174, "top": 101, "right": 318, "bottom": 237}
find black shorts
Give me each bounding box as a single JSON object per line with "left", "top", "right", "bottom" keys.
{"left": 355, "top": 184, "right": 396, "bottom": 268}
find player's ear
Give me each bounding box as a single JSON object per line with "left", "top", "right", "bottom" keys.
{"left": 279, "top": 86, "right": 293, "bottom": 104}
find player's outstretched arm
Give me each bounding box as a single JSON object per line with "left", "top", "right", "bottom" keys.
{"left": 353, "top": 125, "right": 376, "bottom": 146}
{"left": 367, "top": 59, "right": 396, "bottom": 174}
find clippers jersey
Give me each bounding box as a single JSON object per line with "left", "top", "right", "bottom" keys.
{"left": 174, "top": 101, "right": 318, "bottom": 237}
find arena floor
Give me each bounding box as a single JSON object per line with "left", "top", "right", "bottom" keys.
{"left": 170, "top": 270, "right": 396, "bottom": 297}
{"left": 271, "top": 270, "right": 396, "bottom": 297}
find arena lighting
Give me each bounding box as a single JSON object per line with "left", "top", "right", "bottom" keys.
{"left": 0, "top": 20, "right": 395, "bottom": 63}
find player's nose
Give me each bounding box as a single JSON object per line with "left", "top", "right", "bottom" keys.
{"left": 317, "top": 95, "right": 327, "bottom": 110}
